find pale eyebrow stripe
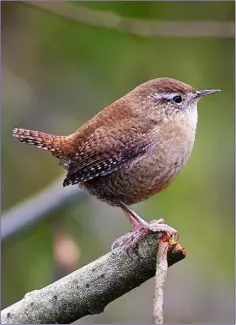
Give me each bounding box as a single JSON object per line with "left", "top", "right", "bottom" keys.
{"left": 151, "top": 92, "right": 179, "bottom": 100}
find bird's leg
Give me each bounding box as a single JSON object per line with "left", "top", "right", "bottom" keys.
{"left": 119, "top": 201, "right": 149, "bottom": 231}
{"left": 111, "top": 201, "right": 177, "bottom": 253}
{"left": 119, "top": 201, "right": 151, "bottom": 229}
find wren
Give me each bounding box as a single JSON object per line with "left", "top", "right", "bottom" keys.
{"left": 13, "top": 78, "right": 220, "bottom": 251}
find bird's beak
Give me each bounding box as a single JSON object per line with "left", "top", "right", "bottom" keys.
{"left": 195, "top": 89, "right": 221, "bottom": 98}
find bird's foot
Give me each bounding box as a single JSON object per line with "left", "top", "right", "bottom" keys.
{"left": 111, "top": 218, "right": 177, "bottom": 254}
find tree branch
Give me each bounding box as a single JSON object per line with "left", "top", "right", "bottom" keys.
{"left": 1, "top": 232, "right": 186, "bottom": 324}
{"left": 25, "top": 2, "right": 234, "bottom": 38}
{"left": 1, "top": 177, "right": 86, "bottom": 241}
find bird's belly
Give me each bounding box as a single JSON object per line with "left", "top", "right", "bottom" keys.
{"left": 82, "top": 151, "right": 187, "bottom": 206}
{"left": 82, "top": 117, "right": 196, "bottom": 206}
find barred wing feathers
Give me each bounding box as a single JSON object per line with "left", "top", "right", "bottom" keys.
{"left": 62, "top": 122, "right": 151, "bottom": 187}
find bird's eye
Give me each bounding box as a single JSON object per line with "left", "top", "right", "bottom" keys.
{"left": 172, "top": 95, "right": 182, "bottom": 103}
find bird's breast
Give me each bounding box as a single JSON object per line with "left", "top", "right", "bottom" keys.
{"left": 83, "top": 120, "right": 197, "bottom": 206}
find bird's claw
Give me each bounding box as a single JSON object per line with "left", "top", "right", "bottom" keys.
{"left": 111, "top": 218, "right": 178, "bottom": 254}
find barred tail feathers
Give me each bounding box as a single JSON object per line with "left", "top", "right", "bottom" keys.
{"left": 12, "top": 128, "right": 66, "bottom": 156}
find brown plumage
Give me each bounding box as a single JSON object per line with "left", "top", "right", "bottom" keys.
{"left": 13, "top": 77, "right": 220, "bottom": 251}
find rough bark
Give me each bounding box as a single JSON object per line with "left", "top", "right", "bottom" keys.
{"left": 1, "top": 232, "right": 185, "bottom": 324}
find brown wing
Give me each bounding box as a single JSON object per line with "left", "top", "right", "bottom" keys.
{"left": 62, "top": 121, "right": 152, "bottom": 187}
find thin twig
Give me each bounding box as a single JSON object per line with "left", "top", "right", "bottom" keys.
{"left": 153, "top": 233, "right": 169, "bottom": 324}
{"left": 1, "top": 232, "right": 186, "bottom": 324}
{"left": 25, "top": 2, "right": 234, "bottom": 38}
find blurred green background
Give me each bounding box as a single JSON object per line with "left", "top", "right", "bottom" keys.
{"left": 1, "top": 1, "right": 234, "bottom": 324}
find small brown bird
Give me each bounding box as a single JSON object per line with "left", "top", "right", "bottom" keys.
{"left": 13, "top": 78, "right": 220, "bottom": 251}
